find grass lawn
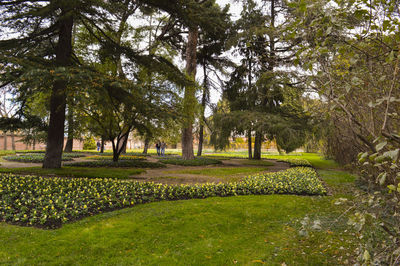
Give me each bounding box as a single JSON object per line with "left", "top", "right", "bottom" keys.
{"left": 0, "top": 152, "right": 360, "bottom": 264}
{"left": 263, "top": 153, "right": 339, "bottom": 169}
{"left": 0, "top": 166, "right": 144, "bottom": 179}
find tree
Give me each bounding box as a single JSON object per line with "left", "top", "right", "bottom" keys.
{"left": 213, "top": 0, "right": 309, "bottom": 159}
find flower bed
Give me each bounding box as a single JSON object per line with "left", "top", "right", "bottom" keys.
{"left": 85, "top": 155, "right": 146, "bottom": 160}
{"left": 276, "top": 158, "right": 313, "bottom": 167}
{"left": 0, "top": 167, "right": 326, "bottom": 228}
{"left": 3, "top": 154, "right": 74, "bottom": 163}
{"left": 66, "top": 160, "right": 165, "bottom": 168}
{"left": 160, "top": 157, "right": 222, "bottom": 166}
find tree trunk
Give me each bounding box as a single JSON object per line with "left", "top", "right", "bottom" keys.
{"left": 253, "top": 131, "right": 262, "bottom": 160}
{"left": 64, "top": 104, "right": 74, "bottom": 152}
{"left": 181, "top": 26, "right": 198, "bottom": 160}
{"left": 142, "top": 137, "right": 150, "bottom": 154}
{"left": 197, "top": 63, "right": 208, "bottom": 157}
{"left": 43, "top": 11, "right": 73, "bottom": 168}
{"left": 247, "top": 130, "right": 252, "bottom": 159}
{"left": 3, "top": 131, "right": 7, "bottom": 150}
{"left": 33, "top": 138, "right": 36, "bottom": 150}
{"left": 100, "top": 137, "right": 105, "bottom": 153}
{"left": 11, "top": 131, "right": 15, "bottom": 150}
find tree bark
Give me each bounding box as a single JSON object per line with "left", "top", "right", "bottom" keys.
{"left": 100, "top": 137, "right": 105, "bottom": 153}
{"left": 3, "top": 131, "right": 7, "bottom": 150}
{"left": 197, "top": 63, "right": 208, "bottom": 157}
{"left": 43, "top": 11, "right": 73, "bottom": 168}
{"left": 247, "top": 130, "right": 252, "bottom": 159}
{"left": 253, "top": 131, "right": 262, "bottom": 160}
{"left": 181, "top": 26, "right": 198, "bottom": 160}
{"left": 64, "top": 104, "right": 74, "bottom": 152}
{"left": 142, "top": 137, "right": 150, "bottom": 154}
{"left": 11, "top": 131, "right": 15, "bottom": 150}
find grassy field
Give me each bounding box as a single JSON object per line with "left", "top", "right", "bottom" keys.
{"left": 0, "top": 152, "right": 360, "bottom": 264}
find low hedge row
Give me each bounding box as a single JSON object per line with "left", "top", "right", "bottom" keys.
{"left": 0, "top": 167, "right": 326, "bottom": 228}
{"left": 3, "top": 154, "right": 73, "bottom": 163}
{"left": 159, "top": 157, "right": 222, "bottom": 166}
{"left": 65, "top": 159, "right": 165, "bottom": 168}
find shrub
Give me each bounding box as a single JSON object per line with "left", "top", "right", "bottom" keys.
{"left": 0, "top": 167, "right": 326, "bottom": 228}
{"left": 66, "top": 160, "right": 165, "bottom": 168}
{"left": 83, "top": 137, "right": 97, "bottom": 150}
{"left": 160, "top": 157, "right": 222, "bottom": 166}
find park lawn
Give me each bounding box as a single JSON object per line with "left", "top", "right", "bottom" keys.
{"left": 0, "top": 166, "right": 144, "bottom": 179}
{"left": 0, "top": 153, "right": 359, "bottom": 264}
{"left": 263, "top": 153, "right": 339, "bottom": 169}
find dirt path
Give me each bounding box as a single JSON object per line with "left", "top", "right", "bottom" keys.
{"left": 130, "top": 159, "right": 290, "bottom": 185}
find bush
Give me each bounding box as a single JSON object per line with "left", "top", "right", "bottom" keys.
{"left": 3, "top": 154, "right": 73, "bottom": 163}
{"left": 0, "top": 167, "right": 326, "bottom": 228}
{"left": 83, "top": 137, "right": 97, "bottom": 150}
{"left": 160, "top": 157, "right": 222, "bottom": 166}
{"left": 66, "top": 160, "right": 165, "bottom": 168}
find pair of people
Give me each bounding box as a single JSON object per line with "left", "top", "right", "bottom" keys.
{"left": 155, "top": 141, "right": 166, "bottom": 156}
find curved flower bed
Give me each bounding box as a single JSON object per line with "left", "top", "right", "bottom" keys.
{"left": 85, "top": 155, "right": 146, "bottom": 160}
{"left": 0, "top": 167, "right": 326, "bottom": 228}
{"left": 3, "top": 154, "right": 74, "bottom": 163}
{"left": 65, "top": 160, "right": 165, "bottom": 168}
{"left": 276, "top": 158, "right": 313, "bottom": 167}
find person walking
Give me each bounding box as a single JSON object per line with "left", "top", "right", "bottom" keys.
{"left": 96, "top": 141, "right": 101, "bottom": 152}
{"left": 156, "top": 141, "right": 161, "bottom": 156}
{"left": 161, "top": 141, "right": 166, "bottom": 156}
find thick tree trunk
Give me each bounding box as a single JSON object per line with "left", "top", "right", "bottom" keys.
{"left": 43, "top": 12, "right": 73, "bottom": 168}
{"left": 247, "top": 130, "right": 252, "bottom": 159}
{"left": 3, "top": 131, "right": 7, "bottom": 150}
{"left": 11, "top": 131, "right": 15, "bottom": 150}
{"left": 142, "top": 137, "right": 150, "bottom": 154}
{"left": 33, "top": 138, "right": 36, "bottom": 150}
{"left": 100, "top": 137, "right": 105, "bottom": 153}
{"left": 253, "top": 131, "right": 262, "bottom": 160}
{"left": 181, "top": 26, "right": 198, "bottom": 160}
{"left": 64, "top": 105, "right": 74, "bottom": 152}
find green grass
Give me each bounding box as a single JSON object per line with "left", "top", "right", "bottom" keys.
{"left": 263, "top": 153, "right": 339, "bottom": 169}
{"left": 0, "top": 166, "right": 144, "bottom": 179}
{"left": 166, "top": 167, "right": 270, "bottom": 179}
{"left": 0, "top": 192, "right": 357, "bottom": 265}
{"left": 0, "top": 151, "right": 361, "bottom": 264}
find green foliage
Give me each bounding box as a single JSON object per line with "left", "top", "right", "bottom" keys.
{"left": 159, "top": 157, "right": 222, "bottom": 166}
{"left": 66, "top": 160, "right": 165, "bottom": 168}
{"left": 0, "top": 151, "right": 16, "bottom": 156}
{"left": 83, "top": 137, "right": 97, "bottom": 150}
{"left": 0, "top": 167, "right": 325, "bottom": 228}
